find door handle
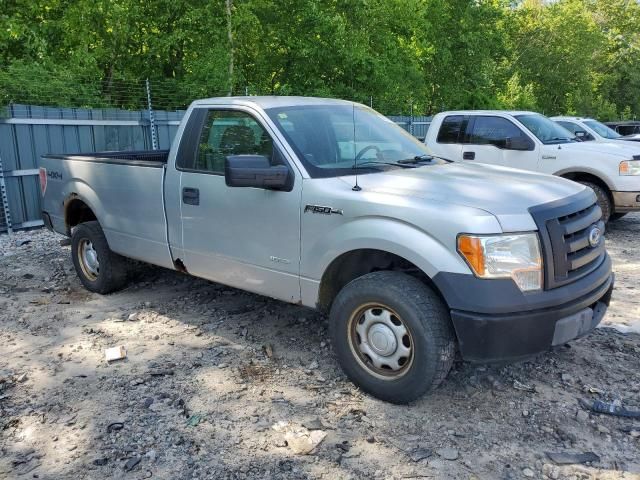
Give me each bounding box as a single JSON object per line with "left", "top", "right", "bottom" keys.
{"left": 182, "top": 187, "right": 200, "bottom": 205}
{"left": 463, "top": 151, "right": 475, "bottom": 160}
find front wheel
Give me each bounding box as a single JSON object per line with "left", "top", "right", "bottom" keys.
{"left": 578, "top": 181, "right": 611, "bottom": 223}
{"left": 71, "top": 221, "right": 129, "bottom": 294}
{"left": 329, "top": 271, "right": 456, "bottom": 404}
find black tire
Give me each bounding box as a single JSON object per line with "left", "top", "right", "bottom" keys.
{"left": 329, "top": 271, "right": 456, "bottom": 404}
{"left": 578, "top": 181, "right": 611, "bottom": 223}
{"left": 71, "top": 221, "right": 129, "bottom": 294}
{"left": 609, "top": 212, "right": 628, "bottom": 222}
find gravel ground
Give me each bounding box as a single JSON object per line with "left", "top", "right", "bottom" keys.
{"left": 0, "top": 214, "right": 639, "bottom": 480}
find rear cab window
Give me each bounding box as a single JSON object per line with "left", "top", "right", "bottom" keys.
{"left": 436, "top": 115, "right": 464, "bottom": 143}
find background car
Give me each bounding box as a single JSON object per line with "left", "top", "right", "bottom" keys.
{"left": 604, "top": 121, "right": 640, "bottom": 136}
{"left": 552, "top": 116, "right": 640, "bottom": 148}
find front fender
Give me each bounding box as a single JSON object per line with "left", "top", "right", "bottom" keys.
{"left": 303, "top": 216, "right": 475, "bottom": 281}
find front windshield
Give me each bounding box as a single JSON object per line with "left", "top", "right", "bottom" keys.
{"left": 584, "top": 120, "right": 621, "bottom": 139}
{"left": 515, "top": 114, "right": 575, "bottom": 144}
{"left": 266, "top": 104, "right": 442, "bottom": 178}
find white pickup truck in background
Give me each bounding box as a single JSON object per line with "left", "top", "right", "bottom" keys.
{"left": 425, "top": 111, "right": 640, "bottom": 222}
{"left": 552, "top": 116, "right": 640, "bottom": 148}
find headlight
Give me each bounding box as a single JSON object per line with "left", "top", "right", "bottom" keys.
{"left": 620, "top": 160, "right": 640, "bottom": 176}
{"left": 457, "top": 233, "right": 543, "bottom": 292}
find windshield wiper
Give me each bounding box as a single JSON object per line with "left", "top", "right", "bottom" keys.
{"left": 353, "top": 161, "right": 416, "bottom": 170}
{"left": 397, "top": 154, "right": 452, "bottom": 164}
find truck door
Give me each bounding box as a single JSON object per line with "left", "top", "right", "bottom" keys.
{"left": 176, "top": 107, "right": 302, "bottom": 303}
{"left": 462, "top": 116, "right": 538, "bottom": 170}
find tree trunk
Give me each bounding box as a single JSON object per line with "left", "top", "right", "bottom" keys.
{"left": 226, "top": 0, "right": 234, "bottom": 96}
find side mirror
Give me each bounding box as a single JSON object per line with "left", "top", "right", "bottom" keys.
{"left": 574, "top": 131, "right": 592, "bottom": 141}
{"left": 225, "top": 155, "right": 291, "bottom": 191}
{"left": 504, "top": 136, "right": 534, "bottom": 151}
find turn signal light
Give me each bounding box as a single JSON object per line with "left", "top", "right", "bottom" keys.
{"left": 457, "top": 235, "right": 485, "bottom": 276}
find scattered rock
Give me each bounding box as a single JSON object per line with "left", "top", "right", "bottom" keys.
{"left": 409, "top": 446, "right": 433, "bottom": 462}
{"left": 145, "top": 450, "right": 157, "bottom": 463}
{"left": 272, "top": 422, "right": 326, "bottom": 455}
{"left": 436, "top": 448, "right": 459, "bottom": 461}
{"left": 124, "top": 456, "right": 141, "bottom": 472}
{"left": 302, "top": 417, "right": 324, "bottom": 431}
{"left": 545, "top": 451, "right": 600, "bottom": 465}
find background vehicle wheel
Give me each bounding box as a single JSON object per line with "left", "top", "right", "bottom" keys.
{"left": 329, "top": 271, "right": 456, "bottom": 404}
{"left": 609, "top": 212, "right": 627, "bottom": 222}
{"left": 71, "top": 221, "right": 129, "bottom": 294}
{"left": 578, "top": 181, "right": 611, "bottom": 223}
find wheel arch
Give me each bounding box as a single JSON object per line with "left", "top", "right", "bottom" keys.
{"left": 316, "top": 248, "right": 449, "bottom": 313}
{"left": 555, "top": 168, "right": 614, "bottom": 195}
{"left": 64, "top": 194, "right": 98, "bottom": 235}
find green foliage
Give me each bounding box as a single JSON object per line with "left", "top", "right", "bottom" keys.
{"left": 0, "top": 0, "right": 639, "bottom": 118}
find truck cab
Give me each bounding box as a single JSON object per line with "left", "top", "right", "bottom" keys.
{"left": 425, "top": 110, "right": 640, "bottom": 221}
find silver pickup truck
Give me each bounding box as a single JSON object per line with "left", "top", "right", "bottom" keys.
{"left": 40, "top": 97, "right": 614, "bottom": 403}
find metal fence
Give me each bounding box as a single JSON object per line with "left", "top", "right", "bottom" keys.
{"left": 0, "top": 103, "right": 431, "bottom": 233}
{"left": 0, "top": 104, "right": 184, "bottom": 232}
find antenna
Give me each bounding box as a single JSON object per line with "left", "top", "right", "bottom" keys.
{"left": 352, "top": 102, "right": 361, "bottom": 191}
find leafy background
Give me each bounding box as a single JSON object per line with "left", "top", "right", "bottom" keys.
{"left": 1, "top": 0, "right": 639, "bottom": 118}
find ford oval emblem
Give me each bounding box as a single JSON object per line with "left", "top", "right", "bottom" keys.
{"left": 588, "top": 226, "right": 602, "bottom": 248}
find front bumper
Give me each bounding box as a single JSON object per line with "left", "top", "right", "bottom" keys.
{"left": 433, "top": 254, "right": 614, "bottom": 363}
{"left": 612, "top": 191, "right": 640, "bottom": 213}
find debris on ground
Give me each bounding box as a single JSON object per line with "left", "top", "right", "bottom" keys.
{"left": 545, "top": 451, "right": 601, "bottom": 465}
{"left": 272, "top": 421, "right": 327, "bottom": 455}
{"left": 579, "top": 398, "right": 640, "bottom": 419}
{"left": 1, "top": 219, "right": 639, "bottom": 479}
{"left": 104, "top": 345, "right": 127, "bottom": 362}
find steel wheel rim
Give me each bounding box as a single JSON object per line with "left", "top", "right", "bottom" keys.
{"left": 347, "top": 303, "right": 414, "bottom": 380}
{"left": 79, "top": 239, "right": 99, "bottom": 281}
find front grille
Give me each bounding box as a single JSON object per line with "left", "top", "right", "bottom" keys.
{"left": 529, "top": 189, "right": 606, "bottom": 290}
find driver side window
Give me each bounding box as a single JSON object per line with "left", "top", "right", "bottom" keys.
{"left": 195, "top": 110, "right": 276, "bottom": 174}
{"left": 469, "top": 116, "right": 527, "bottom": 148}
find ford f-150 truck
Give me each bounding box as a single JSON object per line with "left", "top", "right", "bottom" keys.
{"left": 40, "top": 97, "right": 614, "bottom": 404}
{"left": 424, "top": 111, "right": 640, "bottom": 222}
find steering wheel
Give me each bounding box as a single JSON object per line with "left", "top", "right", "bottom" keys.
{"left": 354, "top": 145, "right": 382, "bottom": 162}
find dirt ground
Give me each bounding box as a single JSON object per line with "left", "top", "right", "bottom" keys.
{"left": 1, "top": 214, "right": 639, "bottom": 480}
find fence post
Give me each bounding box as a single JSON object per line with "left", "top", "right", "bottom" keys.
{"left": 0, "top": 153, "right": 13, "bottom": 235}
{"left": 409, "top": 102, "right": 414, "bottom": 137}
{"left": 146, "top": 79, "right": 159, "bottom": 151}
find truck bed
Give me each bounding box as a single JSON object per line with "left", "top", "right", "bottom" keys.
{"left": 40, "top": 149, "right": 174, "bottom": 270}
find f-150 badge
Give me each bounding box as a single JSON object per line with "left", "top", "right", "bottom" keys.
{"left": 304, "top": 205, "right": 343, "bottom": 215}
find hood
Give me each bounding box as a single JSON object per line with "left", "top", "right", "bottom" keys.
{"left": 344, "top": 162, "right": 585, "bottom": 232}
{"left": 550, "top": 140, "right": 640, "bottom": 158}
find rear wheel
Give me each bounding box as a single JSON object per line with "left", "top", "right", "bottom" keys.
{"left": 329, "top": 271, "right": 456, "bottom": 404}
{"left": 578, "top": 181, "right": 611, "bottom": 223}
{"left": 71, "top": 221, "right": 129, "bottom": 294}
